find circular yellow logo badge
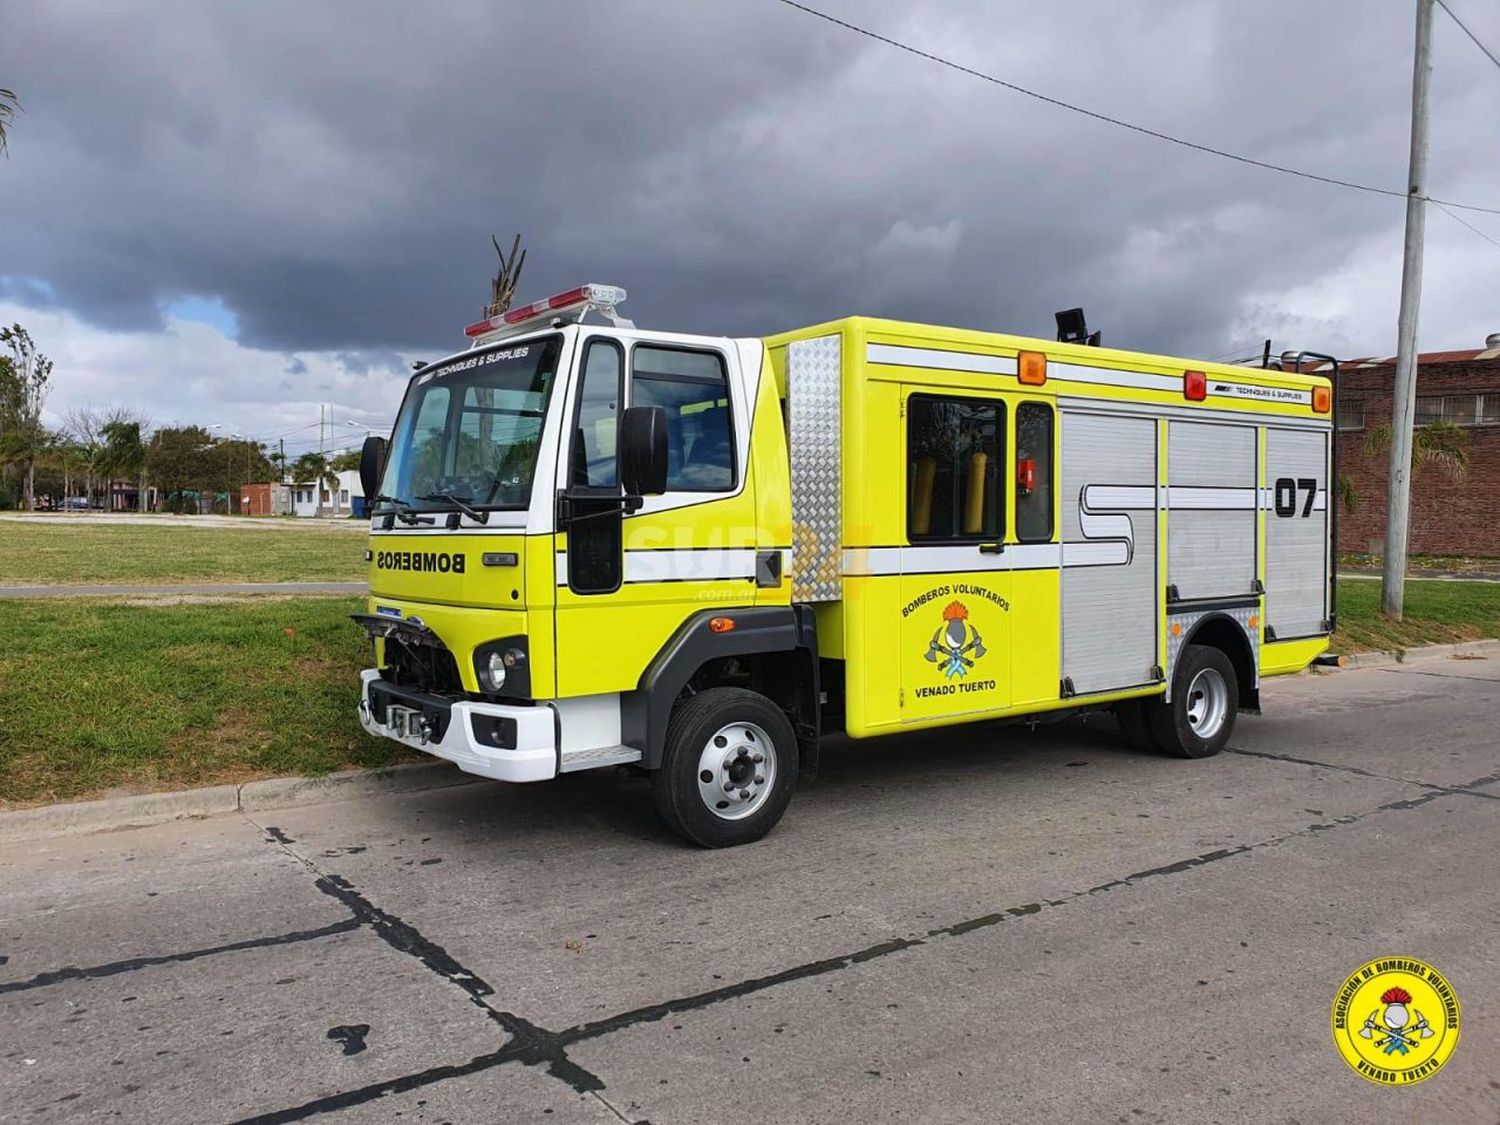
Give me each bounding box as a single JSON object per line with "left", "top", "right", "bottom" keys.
{"left": 1332, "top": 957, "right": 1460, "bottom": 1085}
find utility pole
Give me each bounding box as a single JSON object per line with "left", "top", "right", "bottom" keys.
{"left": 1381, "top": 0, "right": 1434, "bottom": 622}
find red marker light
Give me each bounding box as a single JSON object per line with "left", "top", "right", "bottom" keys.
{"left": 1184, "top": 370, "right": 1207, "bottom": 401}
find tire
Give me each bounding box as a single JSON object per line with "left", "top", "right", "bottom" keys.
{"left": 1115, "top": 699, "right": 1165, "bottom": 754}
{"left": 1146, "top": 643, "right": 1238, "bottom": 759}
{"left": 652, "top": 686, "right": 800, "bottom": 848}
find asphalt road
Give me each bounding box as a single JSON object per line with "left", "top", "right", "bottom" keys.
{"left": 3, "top": 656, "right": 1498, "bottom": 1124}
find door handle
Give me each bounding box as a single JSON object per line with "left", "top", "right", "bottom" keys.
{"left": 978, "top": 542, "right": 1006, "bottom": 555}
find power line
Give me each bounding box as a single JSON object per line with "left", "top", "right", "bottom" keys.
{"left": 1434, "top": 199, "right": 1500, "bottom": 253}
{"left": 769, "top": 0, "right": 1500, "bottom": 217}
{"left": 1435, "top": 0, "right": 1500, "bottom": 72}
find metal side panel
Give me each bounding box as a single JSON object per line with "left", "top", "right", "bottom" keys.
{"left": 1264, "top": 427, "right": 1330, "bottom": 638}
{"left": 787, "top": 334, "right": 843, "bottom": 602}
{"left": 1167, "top": 421, "right": 1257, "bottom": 600}
{"left": 1061, "top": 411, "right": 1158, "bottom": 695}
{"left": 1166, "top": 604, "right": 1260, "bottom": 700}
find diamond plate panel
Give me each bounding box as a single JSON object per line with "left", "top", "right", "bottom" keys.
{"left": 788, "top": 334, "right": 842, "bottom": 602}
{"left": 1165, "top": 604, "right": 1260, "bottom": 701}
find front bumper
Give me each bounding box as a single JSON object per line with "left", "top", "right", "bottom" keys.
{"left": 357, "top": 669, "right": 556, "bottom": 783}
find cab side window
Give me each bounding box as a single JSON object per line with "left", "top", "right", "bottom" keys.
{"left": 1014, "top": 402, "right": 1055, "bottom": 542}
{"left": 631, "top": 346, "right": 734, "bottom": 491}
{"left": 907, "top": 395, "right": 1004, "bottom": 541}
{"left": 571, "top": 339, "right": 622, "bottom": 489}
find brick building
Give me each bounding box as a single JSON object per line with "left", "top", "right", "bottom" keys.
{"left": 239, "top": 481, "right": 292, "bottom": 516}
{"left": 1316, "top": 343, "right": 1500, "bottom": 557}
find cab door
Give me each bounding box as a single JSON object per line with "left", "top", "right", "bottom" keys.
{"left": 553, "top": 335, "right": 757, "bottom": 699}
{"left": 899, "top": 390, "right": 1012, "bottom": 720}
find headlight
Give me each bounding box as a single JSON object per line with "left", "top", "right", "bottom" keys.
{"left": 473, "top": 636, "right": 530, "bottom": 698}
{"left": 484, "top": 650, "right": 507, "bottom": 691}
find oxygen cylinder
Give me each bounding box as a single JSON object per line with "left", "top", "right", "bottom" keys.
{"left": 963, "top": 452, "right": 988, "bottom": 534}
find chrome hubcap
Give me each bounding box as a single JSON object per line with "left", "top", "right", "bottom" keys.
{"left": 696, "top": 721, "right": 775, "bottom": 821}
{"left": 1185, "top": 667, "right": 1229, "bottom": 740}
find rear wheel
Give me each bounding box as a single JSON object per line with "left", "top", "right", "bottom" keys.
{"left": 1147, "top": 643, "right": 1238, "bottom": 758}
{"left": 652, "top": 687, "right": 799, "bottom": 848}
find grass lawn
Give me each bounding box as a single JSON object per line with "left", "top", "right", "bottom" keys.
{"left": 0, "top": 596, "right": 412, "bottom": 807}
{"left": 0, "top": 520, "right": 366, "bottom": 584}
{"left": 1332, "top": 578, "right": 1500, "bottom": 654}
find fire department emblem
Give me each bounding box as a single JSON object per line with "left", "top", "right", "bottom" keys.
{"left": 1331, "top": 957, "right": 1460, "bottom": 1085}
{"left": 924, "top": 601, "right": 985, "bottom": 679}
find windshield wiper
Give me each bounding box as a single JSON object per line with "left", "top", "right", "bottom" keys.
{"left": 371, "top": 493, "right": 434, "bottom": 526}
{"left": 418, "top": 490, "right": 490, "bottom": 525}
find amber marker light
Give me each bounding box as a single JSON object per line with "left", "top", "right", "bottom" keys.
{"left": 1018, "top": 351, "right": 1048, "bottom": 386}
{"left": 709, "top": 617, "right": 736, "bottom": 634}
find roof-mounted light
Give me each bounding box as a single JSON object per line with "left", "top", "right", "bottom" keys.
{"left": 463, "top": 283, "right": 632, "bottom": 341}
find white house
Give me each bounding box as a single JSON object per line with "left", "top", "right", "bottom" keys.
{"left": 290, "top": 469, "right": 363, "bottom": 518}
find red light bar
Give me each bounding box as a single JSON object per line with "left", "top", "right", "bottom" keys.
{"left": 464, "top": 283, "right": 627, "bottom": 338}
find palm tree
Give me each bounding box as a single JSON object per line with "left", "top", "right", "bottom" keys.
{"left": 1340, "top": 418, "right": 1470, "bottom": 529}
{"left": 292, "top": 452, "right": 340, "bottom": 517}
{"left": 99, "top": 419, "right": 146, "bottom": 512}
{"left": 0, "top": 88, "right": 18, "bottom": 156}
{"left": 1364, "top": 419, "right": 1470, "bottom": 481}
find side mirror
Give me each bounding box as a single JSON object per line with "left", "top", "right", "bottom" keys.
{"left": 619, "top": 406, "right": 668, "bottom": 497}
{"left": 359, "top": 435, "right": 388, "bottom": 501}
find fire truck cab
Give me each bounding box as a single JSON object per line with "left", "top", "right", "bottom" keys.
{"left": 355, "top": 284, "right": 1336, "bottom": 847}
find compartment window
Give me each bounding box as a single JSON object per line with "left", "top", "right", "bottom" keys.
{"left": 1015, "top": 402, "right": 1055, "bottom": 542}
{"left": 907, "top": 396, "right": 1004, "bottom": 541}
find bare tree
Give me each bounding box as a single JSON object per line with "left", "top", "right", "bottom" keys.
{"left": 0, "top": 88, "right": 18, "bottom": 156}
{"left": 65, "top": 407, "right": 106, "bottom": 508}
{"left": 0, "top": 324, "right": 53, "bottom": 510}
{"left": 486, "top": 233, "right": 526, "bottom": 318}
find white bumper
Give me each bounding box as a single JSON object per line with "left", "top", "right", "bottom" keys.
{"left": 358, "top": 669, "right": 556, "bottom": 783}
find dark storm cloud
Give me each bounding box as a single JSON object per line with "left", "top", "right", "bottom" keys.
{"left": 1, "top": 0, "right": 1497, "bottom": 361}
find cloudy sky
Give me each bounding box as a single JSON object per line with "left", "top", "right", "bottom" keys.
{"left": 2, "top": 0, "right": 1497, "bottom": 457}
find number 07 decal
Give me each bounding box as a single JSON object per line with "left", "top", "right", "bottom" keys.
{"left": 1273, "top": 477, "right": 1319, "bottom": 518}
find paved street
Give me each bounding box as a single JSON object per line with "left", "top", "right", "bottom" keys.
{"left": 3, "top": 656, "right": 1498, "bottom": 1124}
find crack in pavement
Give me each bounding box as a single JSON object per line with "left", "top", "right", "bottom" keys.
{"left": 0, "top": 919, "right": 362, "bottom": 995}
{"left": 1379, "top": 666, "right": 1500, "bottom": 684}
{"left": 224, "top": 766, "right": 1500, "bottom": 1124}
{"left": 1225, "top": 746, "right": 1500, "bottom": 801}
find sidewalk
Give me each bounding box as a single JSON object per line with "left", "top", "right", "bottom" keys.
{"left": 0, "top": 580, "right": 366, "bottom": 598}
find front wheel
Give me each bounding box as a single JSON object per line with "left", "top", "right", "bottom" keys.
{"left": 652, "top": 687, "right": 799, "bottom": 848}
{"left": 1146, "top": 644, "right": 1239, "bottom": 758}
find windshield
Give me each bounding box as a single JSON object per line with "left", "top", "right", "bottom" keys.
{"left": 378, "top": 334, "right": 563, "bottom": 512}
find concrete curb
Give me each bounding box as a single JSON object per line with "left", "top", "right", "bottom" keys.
{"left": 0, "top": 762, "right": 476, "bottom": 844}
{"left": 1337, "top": 637, "right": 1500, "bottom": 670}
{"left": 238, "top": 762, "right": 474, "bottom": 812}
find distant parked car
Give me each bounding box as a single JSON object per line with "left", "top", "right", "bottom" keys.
{"left": 61, "top": 497, "right": 90, "bottom": 511}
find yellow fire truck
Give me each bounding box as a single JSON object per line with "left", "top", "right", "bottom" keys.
{"left": 354, "top": 284, "right": 1336, "bottom": 846}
